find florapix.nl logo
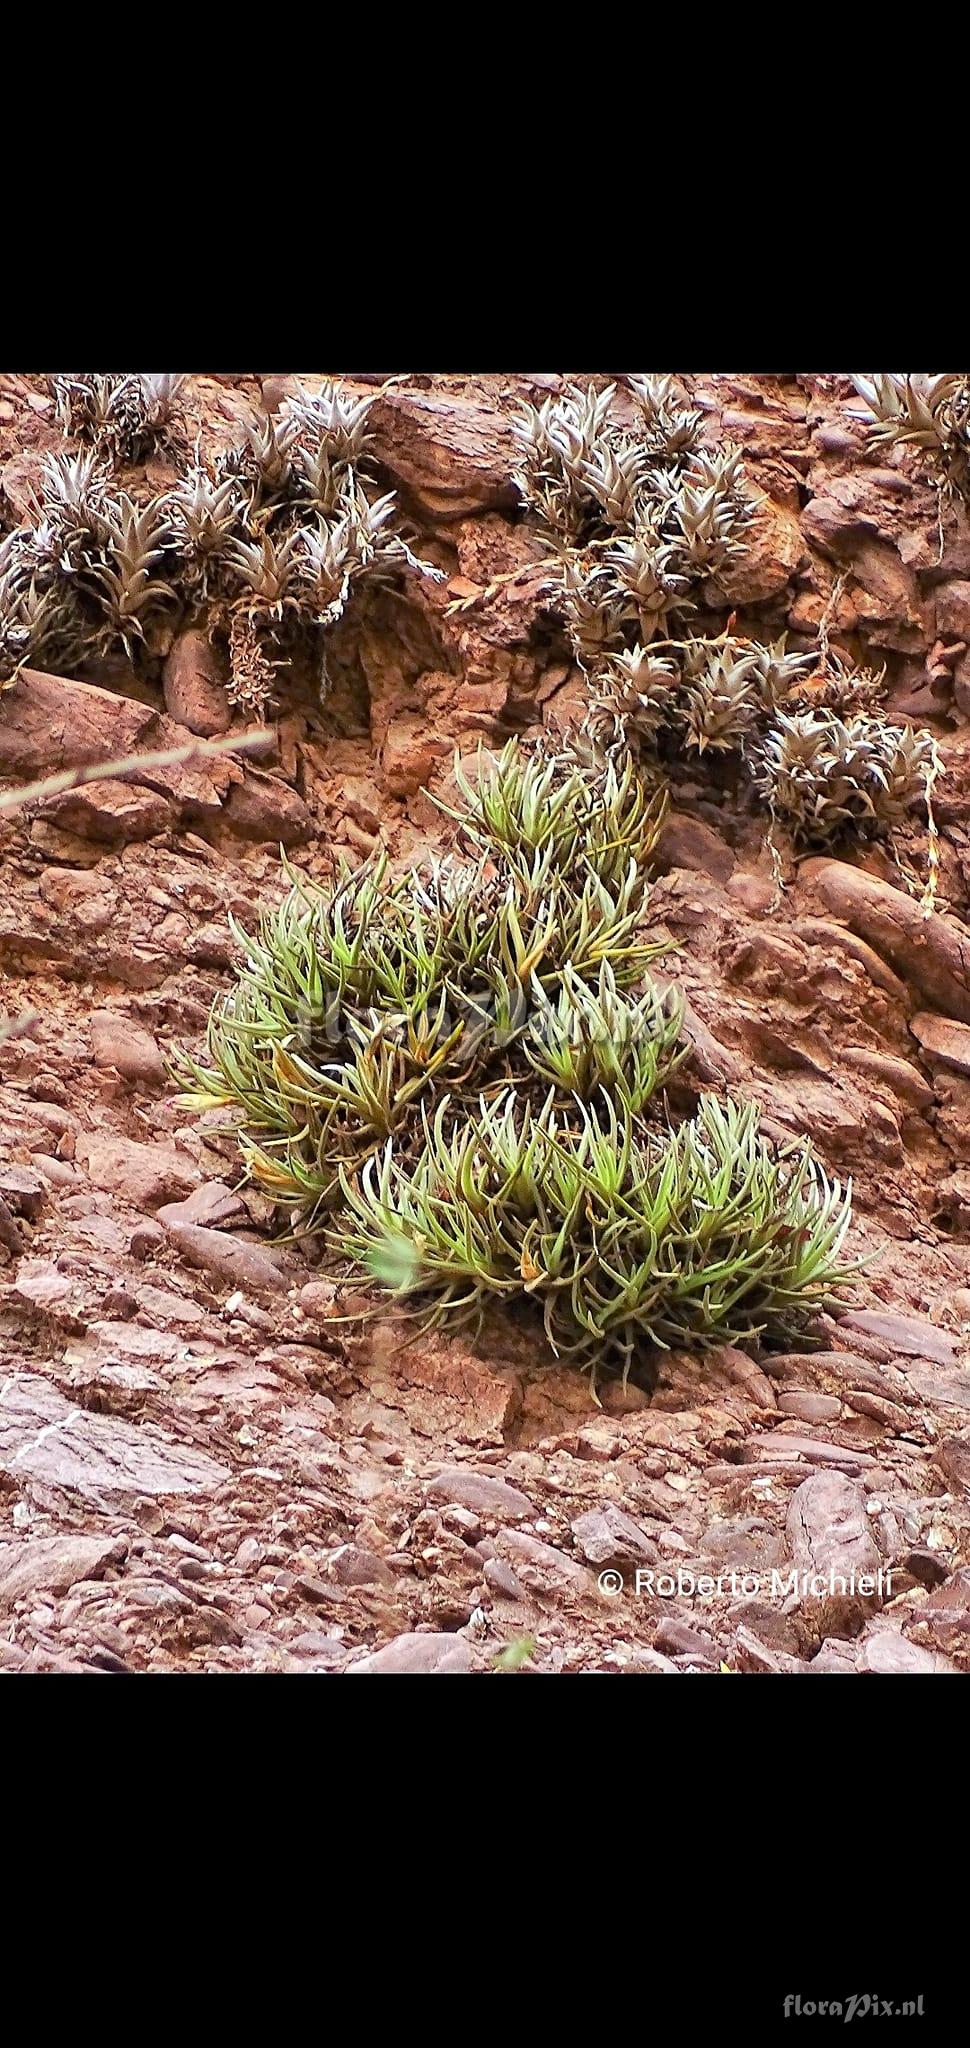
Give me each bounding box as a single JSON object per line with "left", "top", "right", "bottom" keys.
{"left": 783, "top": 1994, "right": 924, "bottom": 2023}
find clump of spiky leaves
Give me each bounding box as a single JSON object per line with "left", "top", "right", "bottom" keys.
{"left": 581, "top": 645, "right": 678, "bottom": 756}
{"left": 515, "top": 375, "right": 759, "bottom": 666}
{"left": 86, "top": 492, "right": 177, "bottom": 656}
{"left": 516, "top": 376, "right": 936, "bottom": 883}
{"left": 679, "top": 638, "right": 770, "bottom": 756}
{"left": 4, "top": 374, "right": 441, "bottom": 714}
{"left": 178, "top": 734, "right": 855, "bottom": 1385}
{"left": 165, "top": 453, "right": 253, "bottom": 602}
{"left": 8, "top": 456, "right": 181, "bottom": 671}
{"left": 0, "top": 529, "right": 70, "bottom": 685}
{"left": 752, "top": 709, "right": 937, "bottom": 850}
{"left": 29, "top": 449, "right": 113, "bottom": 569}
{"left": 337, "top": 1089, "right": 853, "bottom": 1380}
{"left": 849, "top": 374, "right": 970, "bottom": 501}
{"left": 206, "top": 380, "right": 442, "bottom": 713}
{"left": 581, "top": 628, "right": 814, "bottom": 768}
{"left": 51, "top": 373, "right": 186, "bottom": 465}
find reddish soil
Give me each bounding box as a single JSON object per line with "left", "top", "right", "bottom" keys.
{"left": 1, "top": 371, "right": 969, "bottom": 1676}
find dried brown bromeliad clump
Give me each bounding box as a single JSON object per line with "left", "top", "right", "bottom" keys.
{"left": 51, "top": 374, "right": 186, "bottom": 466}
{"left": 849, "top": 374, "right": 970, "bottom": 502}
{"left": 514, "top": 375, "right": 758, "bottom": 661}
{"left": 514, "top": 373, "right": 941, "bottom": 886}
{"left": 0, "top": 374, "right": 444, "bottom": 713}
{"left": 752, "top": 710, "right": 939, "bottom": 852}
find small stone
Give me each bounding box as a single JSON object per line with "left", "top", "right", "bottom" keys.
{"left": 744, "top": 1432, "right": 875, "bottom": 1469}
{"left": 32, "top": 1155, "right": 79, "bottom": 1190}
{"left": 571, "top": 1504, "right": 657, "bottom": 1567}
{"left": 785, "top": 1470, "right": 884, "bottom": 1650}
{"left": 575, "top": 1424, "right": 618, "bottom": 1462}
{"left": 0, "top": 1166, "right": 46, "bottom": 1219}
{"left": 903, "top": 1548, "right": 949, "bottom": 1590}
{"left": 732, "top": 1626, "right": 810, "bottom": 1674}
{"left": 777, "top": 1391, "right": 842, "bottom": 1424}
{"left": 838, "top": 1309, "right": 957, "bottom": 1366}
{"left": 424, "top": 1466, "right": 535, "bottom": 1522}
{"left": 89, "top": 1011, "right": 167, "bottom": 1087}
{"left": 38, "top": 779, "right": 172, "bottom": 845}
{"left": 857, "top": 1630, "right": 960, "bottom": 1675}
{"left": 936, "top": 1437, "right": 970, "bottom": 1494}
{"left": 162, "top": 1220, "right": 290, "bottom": 1294}
{"left": 494, "top": 1528, "right": 590, "bottom": 1595}
{"left": 654, "top": 1618, "right": 717, "bottom": 1660}
{"left": 78, "top": 1134, "right": 199, "bottom": 1212}
{"left": 620, "top": 1648, "right": 680, "bottom": 1674}
{"left": 162, "top": 628, "right": 232, "bottom": 737}
{"left": 381, "top": 715, "right": 449, "bottom": 798}
{"left": 936, "top": 580, "right": 970, "bottom": 642}
{"left": 220, "top": 774, "right": 313, "bottom": 848}
{"left": 484, "top": 1556, "right": 526, "bottom": 1600}
{"left": 156, "top": 1181, "right": 247, "bottom": 1231}
{"left": 726, "top": 872, "right": 776, "bottom": 916}
{"left": 808, "top": 1638, "right": 861, "bottom": 1674}
{"left": 326, "top": 1545, "right": 396, "bottom": 1589}
{"left": 0, "top": 1534, "right": 123, "bottom": 1612}
{"left": 12, "top": 1260, "right": 73, "bottom": 1314}
{"left": 656, "top": 811, "right": 735, "bottom": 883}
{"left": 299, "top": 1281, "right": 339, "bottom": 1320}
{"left": 290, "top": 1632, "right": 346, "bottom": 1665}
{"left": 347, "top": 1631, "right": 477, "bottom": 1675}
{"left": 129, "top": 1220, "right": 166, "bottom": 1260}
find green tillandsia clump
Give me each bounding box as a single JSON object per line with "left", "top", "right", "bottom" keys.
{"left": 178, "top": 735, "right": 855, "bottom": 1388}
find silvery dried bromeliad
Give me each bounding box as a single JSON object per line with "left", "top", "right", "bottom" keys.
{"left": 51, "top": 374, "right": 186, "bottom": 464}
{"left": 753, "top": 709, "right": 937, "bottom": 849}
{"left": 849, "top": 373, "right": 970, "bottom": 499}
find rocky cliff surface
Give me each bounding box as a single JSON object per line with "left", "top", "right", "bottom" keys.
{"left": 1, "top": 370, "right": 969, "bottom": 1676}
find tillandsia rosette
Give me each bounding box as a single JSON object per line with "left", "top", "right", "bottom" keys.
{"left": 849, "top": 373, "right": 970, "bottom": 499}
{"left": 514, "top": 373, "right": 760, "bottom": 663}
{"left": 2, "top": 373, "right": 444, "bottom": 715}
{"left": 177, "top": 736, "right": 858, "bottom": 1388}
{"left": 51, "top": 373, "right": 186, "bottom": 465}
{"left": 752, "top": 710, "right": 939, "bottom": 851}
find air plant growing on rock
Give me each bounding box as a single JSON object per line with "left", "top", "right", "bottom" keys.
{"left": 216, "top": 526, "right": 306, "bottom": 714}
{"left": 679, "top": 637, "right": 773, "bottom": 756}
{"left": 752, "top": 709, "right": 937, "bottom": 850}
{"left": 220, "top": 410, "right": 302, "bottom": 508}
{"left": 284, "top": 380, "right": 379, "bottom": 472}
{"left": 0, "top": 371, "right": 444, "bottom": 713}
{"left": 0, "top": 531, "right": 67, "bottom": 685}
{"left": 516, "top": 374, "right": 938, "bottom": 891}
{"left": 30, "top": 449, "right": 113, "bottom": 568}
{"left": 581, "top": 645, "right": 678, "bottom": 757}
{"left": 86, "top": 492, "right": 177, "bottom": 657}
{"left": 199, "top": 379, "right": 442, "bottom": 713}
{"left": 849, "top": 374, "right": 970, "bottom": 500}
{"left": 516, "top": 375, "right": 762, "bottom": 695}
{"left": 179, "top": 735, "right": 856, "bottom": 1387}
{"left": 628, "top": 374, "right": 705, "bottom": 459}
{"left": 51, "top": 373, "right": 186, "bottom": 465}
{"left": 166, "top": 456, "right": 253, "bottom": 601}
